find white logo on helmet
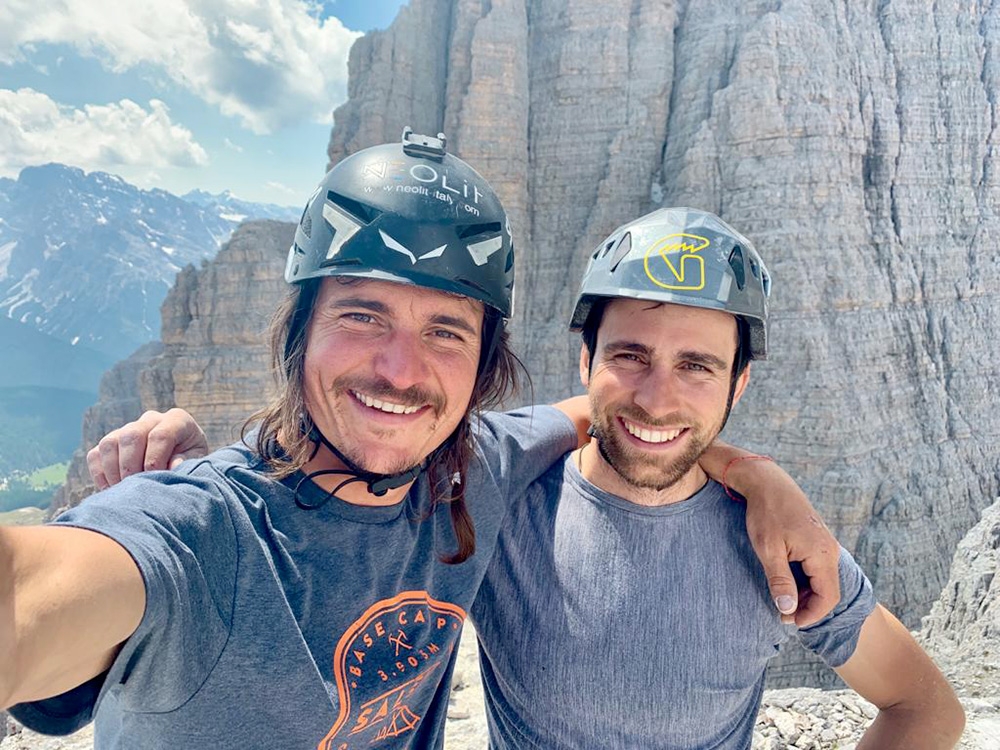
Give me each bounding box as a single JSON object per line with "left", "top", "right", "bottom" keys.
{"left": 379, "top": 230, "right": 447, "bottom": 264}
{"left": 323, "top": 202, "right": 362, "bottom": 260}
{"left": 467, "top": 236, "right": 503, "bottom": 266}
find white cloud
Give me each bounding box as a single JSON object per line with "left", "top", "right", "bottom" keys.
{"left": 224, "top": 137, "right": 244, "bottom": 153}
{"left": 0, "top": 0, "right": 363, "bottom": 134}
{"left": 0, "top": 88, "right": 209, "bottom": 178}
{"left": 265, "top": 180, "right": 297, "bottom": 196}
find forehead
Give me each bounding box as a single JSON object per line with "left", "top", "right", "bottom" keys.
{"left": 316, "top": 277, "right": 484, "bottom": 319}
{"left": 599, "top": 299, "right": 738, "bottom": 349}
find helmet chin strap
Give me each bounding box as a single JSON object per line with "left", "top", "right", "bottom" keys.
{"left": 293, "top": 420, "right": 441, "bottom": 510}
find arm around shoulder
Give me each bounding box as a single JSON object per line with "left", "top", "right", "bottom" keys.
{"left": 0, "top": 524, "right": 145, "bottom": 710}
{"left": 835, "top": 604, "right": 965, "bottom": 749}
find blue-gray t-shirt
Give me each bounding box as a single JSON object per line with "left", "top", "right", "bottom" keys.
{"left": 471, "top": 455, "right": 877, "bottom": 749}
{"left": 11, "top": 406, "right": 576, "bottom": 750}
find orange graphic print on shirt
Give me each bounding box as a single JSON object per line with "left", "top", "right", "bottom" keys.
{"left": 319, "top": 591, "right": 466, "bottom": 749}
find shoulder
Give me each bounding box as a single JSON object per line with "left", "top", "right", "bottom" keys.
{"left": 475, "top": 405, "right": 575, "bottom": 445}
{"left": 55, "top": 441, "right": 267, "bottom": 543}
{"left": 472, "top": 405, "right": 576, "bottom": 468}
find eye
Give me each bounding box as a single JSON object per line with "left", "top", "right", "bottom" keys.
{"left": 344, "top": 312, "right": 376, "bottom": 324}
{"left": 681, "top": 362, "right": 710, "bottom": 372}
{"left": 432, "top": 329, "right": 462, "bottom": 340}
{"left": 612, "top": 352, "right": 645, "bottom": 366}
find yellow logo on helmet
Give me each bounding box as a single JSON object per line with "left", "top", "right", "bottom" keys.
{"left": 643, "top": 233, "right": 709, "bottom": 291}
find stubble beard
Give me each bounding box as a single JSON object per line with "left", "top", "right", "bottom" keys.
{"left": 314, "top": 374, "right": 446, "bottom": 476}
{"left": 591, "top": 406, "right": 722, "bottom": 492}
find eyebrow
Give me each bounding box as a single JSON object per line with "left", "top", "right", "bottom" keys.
{"left": 330, "top": 297, "right": 480, "bottom": 337}
{"left": 330, "top": 297, "right": 388, "bottom": 313}
{"left": 603, "top": 341, "right": 652, "bottom": 357}
{"left": 676, "top": 349, "right": 729, "bottom": 370}
{"left": 603, "top": 340, "right": 729, "bottom": 371}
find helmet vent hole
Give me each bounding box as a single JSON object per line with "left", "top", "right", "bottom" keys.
{"left": 728, "top": 245, "right": 747, "bottom": 290}
{"left": 328, "top": 191, "right": 382, "bottom": 224}
{"left": 608, "top": 232, "right": 632, "bottom": 272}
{"left": 300, "top": 210, "right": 313, "bottom": 239}
{"left": 458, "top": 222, "right": 502, "bottom": 240}
{"left": 596, "top": 238, "right": 615, "bottom": 260}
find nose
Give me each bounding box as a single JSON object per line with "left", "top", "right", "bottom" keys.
{"left": 631, "top": 366, "right": 681, "bottom": 418}
{"left": 372, "top": 329, "right": 431, "bottom": 390}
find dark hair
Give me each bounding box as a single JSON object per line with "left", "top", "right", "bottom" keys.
{"left": 244, "top": 278, "right": 527, "bottom": 564}
{"left": 580, "top": 298, "right": 753, "bottom": 379}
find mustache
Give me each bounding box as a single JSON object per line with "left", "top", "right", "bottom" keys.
{"left": 332, "top": 375, "right": 445, "bottom": 415}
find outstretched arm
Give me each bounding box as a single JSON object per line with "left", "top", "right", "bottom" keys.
{"left": 0, "top": 525, "right": 145, "bottom": 709}
{"left": 699, "top": 441, "right": 841, "bottom": 627}
{"left": 836, "top": 605, "right": 964, "bottom": 749}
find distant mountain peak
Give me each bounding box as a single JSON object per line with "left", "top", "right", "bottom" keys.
{"left": 0, "top": 164, "right": 299, "bottom": 360}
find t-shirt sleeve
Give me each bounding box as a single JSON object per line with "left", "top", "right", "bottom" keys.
{"left": 795, "top": 546, "right": 877, "bottom": 667}
{"left": 10, "top": 467, "right": 239, "bottom": 731}
{"left": 476, "top": 405, "right": 577, "bottom": 499}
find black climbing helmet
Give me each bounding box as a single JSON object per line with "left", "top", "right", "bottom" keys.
{"left": 285, "top": 128, "right": 514, "bottom": 318}
{"left": 570, "top": 207, "right": 771, "bottom": 360}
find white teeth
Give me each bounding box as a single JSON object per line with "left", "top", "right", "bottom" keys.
{"left": 354, "top": 391, "right": 419, "bottom": 415}
{"left": 624, "top": 420, "right": 682, "bottom": 444}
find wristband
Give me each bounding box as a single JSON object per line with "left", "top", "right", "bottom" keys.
{"left": 721, "top": 454, "right": 773, "bottom": 502}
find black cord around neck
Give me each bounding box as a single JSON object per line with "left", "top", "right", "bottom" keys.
{"left": 291, "top": 422, "right": 437, "bottom": 511}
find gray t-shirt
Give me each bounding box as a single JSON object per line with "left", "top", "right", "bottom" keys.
{"left": 471, "top": 454, "right": 876, "bottom": 749}
{"left": 11, "top": 406, "right": 576, "bottom": 750}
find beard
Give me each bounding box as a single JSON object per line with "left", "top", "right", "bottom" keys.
{"left": 590, "top": 404, "right": 722, "bottom": 492}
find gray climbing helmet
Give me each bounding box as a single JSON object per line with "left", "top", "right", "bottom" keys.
{"left": 569, "top": 207, "right": 771, "bottom": 359}
{"left": 285, "top": 128, "right": 514, "bottom": 318}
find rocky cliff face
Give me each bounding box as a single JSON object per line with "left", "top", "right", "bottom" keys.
{"left": 54, "top": 221, "right": 292, "bottom": 509}
{"left": 137, "top": 220, "right": 293, "bottom": 447}
{"left": 327, "top": 0, "right": 1000, "bottom": 678}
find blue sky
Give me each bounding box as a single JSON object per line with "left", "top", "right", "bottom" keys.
{"left": 0, "top": 0, "right": 409, "bottom": 206}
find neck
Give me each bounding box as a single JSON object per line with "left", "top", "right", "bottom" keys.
{"left": 279, "top": 429, "right": 415, "bottom": 507}
{"left": 576, "top": 440, "right": 708, "bottom": 508}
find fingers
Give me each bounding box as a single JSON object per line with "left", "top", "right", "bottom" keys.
{"left": 793, "top": 552, "right": 841, "bottom": 628}
{"left": 86, "top": 445, "right": 109, "bottom": 490}
{"left": 85, "top": 409, "right": 210, "bottom": 489}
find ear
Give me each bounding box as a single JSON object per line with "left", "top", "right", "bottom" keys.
{"left": 730, "top": 363, "right": 751, "bottom": 407}
{"left": 579, "top": 343, "right": 591, "bottom": 388}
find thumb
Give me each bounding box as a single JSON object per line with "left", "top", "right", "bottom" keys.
{"left": 761, "top": 558, "right": 799, "bottom": 622}
{"left": 168, "top": 454, "right": 188, "bottom": 470}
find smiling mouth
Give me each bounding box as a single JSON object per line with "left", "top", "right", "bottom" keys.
{"left": 351, "top": 390, "right": 422, "bottom": 415}
{"left": 621, "top": 418, "right": 687, "bottom": 445}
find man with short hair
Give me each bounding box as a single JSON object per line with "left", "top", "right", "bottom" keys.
{"left": 472, "top": 207, "right": 964, "bottom": 748}
{"left": 2, "top": 133, "right": 839, "bottom": 749}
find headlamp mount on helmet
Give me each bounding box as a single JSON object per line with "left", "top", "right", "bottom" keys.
{"left": 401, "top": 127, "right": 447, "bottom": 161}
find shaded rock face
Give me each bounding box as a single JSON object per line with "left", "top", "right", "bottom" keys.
{"left": 55, "top": 221, "right": 292, "bottom": 509}
{"left": 921, "top": 498, "right": 1000, "bottom": 693}
{"left": 138, "top": 220, "right": 293, "bottom": 448}
{"left": 327, "top": 0, "right": 1000, "bottom": 682}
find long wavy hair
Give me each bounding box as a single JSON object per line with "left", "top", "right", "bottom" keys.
{"left": 244, "top": 277, "right": 527, "bottom": 563}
